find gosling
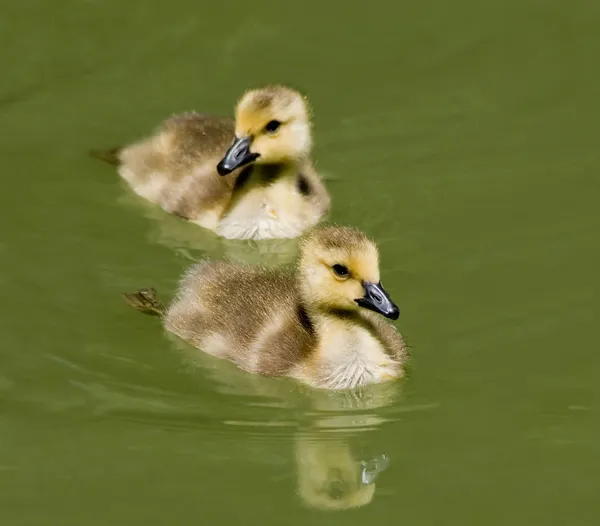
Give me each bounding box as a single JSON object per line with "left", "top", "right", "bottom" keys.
{"left": 92, "top": 85, "right": 330, "bottom": 240}
{"left": 124, "top": 226, "right": 408, "bottom": 390}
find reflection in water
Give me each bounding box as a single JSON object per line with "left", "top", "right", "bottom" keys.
{"left": 295, "top": 437, "right": 386, "bottom": 510}
{"left": 361, "top": 454, "right": 390, "bottom": 485}
{"left": 117, "top": 189, "right": 299, "bottom": 266}
{"left": 175, "top": 336, "right": 402, "bottom": 510}
{"left": 292, "top": 385, "right": 398, "bottom": 510}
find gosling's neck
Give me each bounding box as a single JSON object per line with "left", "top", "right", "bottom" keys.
{"left": 297, "top": 285, "right": 365, "bottom": 329}
{"left": 297, "top": 275, "right": 362, "bottom": 324}
{"left": 255, "top": 161, "right": 295, "bottom": 183}
{"left": 256, "top": 154, "right": 309, "bottom": 176}
{"left": 233, "top": 159, "right": 304, "bottom": 191}
{"left": 304, "top": 303, "right": 366, "bottom": 327}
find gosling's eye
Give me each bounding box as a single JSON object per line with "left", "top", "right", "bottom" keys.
{"left": 332, "top": 264, "right": 349, "bottom": 278}
{"left": 264, "top": 120, "right": 281, "bottom": 134}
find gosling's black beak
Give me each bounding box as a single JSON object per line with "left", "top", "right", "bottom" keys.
{"left": 355, "top": 281, "right": 400, "bottom": 320}
{"left": 216, "top": 136, "right": 260, "bottom": 176}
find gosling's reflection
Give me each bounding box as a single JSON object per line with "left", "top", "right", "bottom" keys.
{"left": 175, "top": 339, "right": 399, "bottom": 510}
{"left": 295, "top": 436, "right": 389, "bottom": 510}
{"left": 292, "top": 385, "right": 397, "bottom": 510}
{"left": 117, "top": 190, "right": 298, "bottom": 266}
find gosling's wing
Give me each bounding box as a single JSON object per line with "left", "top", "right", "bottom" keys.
{"left": 116, "top": 113, "right": 245, "bottom": 222}
{"left": 164, "top": 262, "right": 312, "bottom": 374}
{"left": 160, "top": 112, "right": 235, "bottom": 169}
{"left": 92, "top": 113, "right": 234, "bottom": 171}
{"left": 163, "top": 260, "right": 241, "bottom": 352}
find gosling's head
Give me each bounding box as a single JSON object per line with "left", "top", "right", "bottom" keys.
{"left": 217, "top": 85, "right": 312, "bottom": 175}
{"left": 299, "top": 226, "right": 400, "bottom": 320}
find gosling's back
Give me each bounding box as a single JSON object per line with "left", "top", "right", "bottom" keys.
{"left": 165, "top": 261, "right": 316, "bottom": 375}
{"left": 118, "top": 113, "right": 240, "bottom": 224}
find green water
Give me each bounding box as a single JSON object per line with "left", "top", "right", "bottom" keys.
{"left": 2, "top": 1, "right": 599, "bottom": 523}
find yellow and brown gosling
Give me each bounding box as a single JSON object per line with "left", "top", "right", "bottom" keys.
{"left": 124, "top": 226, "right": 407, "bottom": 390}
{"left": 92, "top": 85, "right": 330, "bottom": 240}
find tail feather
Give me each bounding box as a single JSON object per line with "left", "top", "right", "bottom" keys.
{"left": 123, "top": 288, "right": 165, "bottom": 316}
{"left": 89, "top": 147, "right": 122, "bottom": 166}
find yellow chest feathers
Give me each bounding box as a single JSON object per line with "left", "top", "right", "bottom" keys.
{"left": 216, "top": 169, "right": 323, "bottom": 240}
{"left": 295, "top": 318, "right": 402, "bottom": 390}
